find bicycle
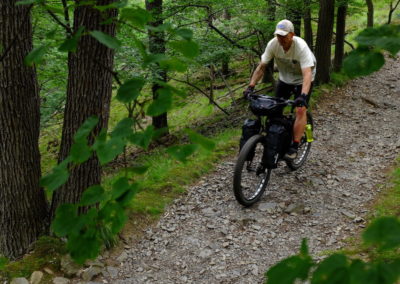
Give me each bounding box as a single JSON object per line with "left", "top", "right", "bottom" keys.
{"left": 233, "top": 93, "right": 314, "bottom": 207}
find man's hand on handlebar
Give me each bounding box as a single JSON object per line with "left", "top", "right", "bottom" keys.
{"left": 243, "top": 86, "right": 255, "bottom": 99}
{"left": 294, "top": 93, "right": 308, "bottom": 108}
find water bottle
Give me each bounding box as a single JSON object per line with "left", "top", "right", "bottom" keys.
{"left": 305, "top": 124, "right": 314, "bottom": 142}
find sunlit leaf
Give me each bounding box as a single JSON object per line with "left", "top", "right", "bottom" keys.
{"left": 24, "top": 45, "right": 47, "bottom": 66}
{"left": 185, "top": 129, "right": 215, "bottom": 151}
{"left": 90, "top": 30, "right": 121, "bottom": 49}
{"left": 166, "top": 144, "right": 198, "bottom": 163}
{"left": 343, "top": 48, "right": 384, "bottom": 78}
{"left": 79, "top": 185, "right": 106, "bottom": 206}
{"left": 362, "top": 216, "right": 400, "bottom": 250}
{"left": 169, "top": 40, "right": 199, "bottom": 59}
{"left": 116, "top": 77, "right": 145, "bottom": 103}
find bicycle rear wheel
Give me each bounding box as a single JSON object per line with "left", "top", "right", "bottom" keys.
{"left": 233, "top": 134, "right": 272, "bottom": 207}
{"left": 286, "top": 112, "right": 314, "bottom": 170}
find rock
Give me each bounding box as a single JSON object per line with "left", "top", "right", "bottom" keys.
{"left": 85, "top": 259, "right": 104, "bottom": 268}
{"left": 258, "top": 202, "right": 277, "bottom": 212}
{"left": 82, "top": 266, "right": 102, "bottom": 281}
{"left": 60, "top": 255, "right": 81, "bottom": 277}
{"left": 104, "top": 266, "right": 119, "bottom": 279}
{"left": 341, "top": 210, "right": 356, "bottom": 219}
{"left": 116, "top": 251, "right": 129, "bottom": 262}
{"left": 30, "top": 271, "right": 43, "bottom": 284}
{"left": 43, "top": 267, "right": 54, "bottom": 275}
{"left": 10, "top": 278, "right": 29, "bottom": 284}
{"left": 284, "top": 202, "right": 305, "bottom": 214}
{"left": 198, "top": 249, "right": 213, "bottom": 259}
{"left": 53, "top": 277, "right": 70, "bottom": 284}
{"left": 303, "top": 207, "right": 311, "bottom": 214}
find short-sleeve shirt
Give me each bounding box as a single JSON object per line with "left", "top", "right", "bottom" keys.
{"left": 261, "top": 36, "right": 316, "bottom": 85}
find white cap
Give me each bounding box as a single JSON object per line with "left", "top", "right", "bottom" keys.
{"left": 274, "top": 19, "right": 294, "bottom": 36}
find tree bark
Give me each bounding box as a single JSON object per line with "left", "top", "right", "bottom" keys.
{"left": 262, "top": 0, "right": 276, "bottom": 87}
{"left": 315, "top": 0, "right": 335, "bottom": 84}
{"left": 366, "top": 0, "right": 374, "bottom": 27}
{"left": 146, "top": 0, "right": 169, "bottom": 133}
{"left": 0, "top": 1, "right": 48, "bottom": 259}
{"left": 334, "top": 1, "right": 347, "bottom": 72}
{"left": 50, "top": 0, "right": 117, "bottom": 217}
{"left": 388, "top": 0, "right": 400, "bottom": 24}
{"left": 304, "top": 0, "right": 313, "bottom": 51}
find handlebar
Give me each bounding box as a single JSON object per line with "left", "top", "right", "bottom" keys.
{"left": 247, "top": 93, "right": 296, "bottom": 106}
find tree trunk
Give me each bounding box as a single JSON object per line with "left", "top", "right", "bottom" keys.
{"left": 0, "top": 1, "right": 48, "bottom": 259}
{"left": 286, "top": 0, "right": 302, "bottom": 36}
{"left": 304, "top": 0, "right": 313, "bottom": 51}
{"left": 146, "top": 0, "right": 169, "bottom": 133}
{"left": 388, "top": 0, "right": 400, "bottom": 24}
{"left": 50, "top": 0, "right": 117, "bottom": 217}
{"left": 209, "top": 64, "right": 215, "bottom": 104}
{"left": 315, "top": 0, "right": 335, "bottom": 84}
{"left": 266, "top": 0, "right": 276, "bottom": 21}
{"left": 334, "top": 1, "right": 347, "bottom": 72}
{"left": 221, "top": 57, "right": 230, "bottom": 77}
{"left": 366, "top": 0, "right": 374, "bottom": 27}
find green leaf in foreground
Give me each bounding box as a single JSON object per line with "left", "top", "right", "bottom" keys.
{"left": 266, "top": 239, "right": 313, "bottom": 284}
{"left": 93, "top": 131, "right": 125, "bottom": 165}
{"left": 362, "top": 216, "right": 400, "bottom": 250}
{"left": 116, "top": 77, "right": 145, "bottom": 103}
{"left": 51, "top": 204, "right": 80, "bottom": 237}
{"left": 129, "top": 125, "right": 155, "bottom": 149}
{"left": 185, "top": 129, "right": 215, "bottom": 151}
{"left": 166, "top": 144, "right": 198, "bottom": 163}
{"left": 121, "top": 7, "right": 152, "bottom": 28}
{"left": 40, "top": 158, "right": 70, "bottom": 192}
{"left": 73, "top": 116, "right": 99, "bottom": 141}
{"left": 59, "top": 27, "right": 84, "bottom": 52}
{"left": 146, "top": 87, "right": 173, "bottom": 116}
{"left": 90, "top": 30, "right": 121, "bottom": 49}
{"left": 70, "top": 139, "right": 92, "bottom": 164}
{"left": 24, "top": 45, "right": 47, "bottom": 66}
{"left": 169, "top": 40, "right": 199, "bottom": 59}
{"left": 343, "top": 48, "right": 384, "bottom": 78}
{"left": 356, "top": 24, "right": 400, "bottom": 55}
{"left": 79, "top": 185, "right": 106, "bottom": 206}
{"left": 311, "top": 254, "right": 349, "bottom": 284}
{"left": 67, "top": 227, "right": 102, "bottom": 264}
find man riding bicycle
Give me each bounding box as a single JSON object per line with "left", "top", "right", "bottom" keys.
{"left": 244, "top": 19, "right": 316, "bottom": 160}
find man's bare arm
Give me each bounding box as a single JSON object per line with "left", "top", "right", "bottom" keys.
{"left": 301, "top": 67, "right": 312, "bottom": 95}
{"left": 249, "top": 62, "right": 267, "bottom": 87}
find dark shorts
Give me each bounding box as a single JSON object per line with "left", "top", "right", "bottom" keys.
{"left": 275, "top": 80, "right": 313, "bottom": 105}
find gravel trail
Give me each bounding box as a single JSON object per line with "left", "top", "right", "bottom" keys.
{"left": 101, "top": 57, "right": 400, "bottom": 284}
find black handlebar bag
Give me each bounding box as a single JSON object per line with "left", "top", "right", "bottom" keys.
{"left": 239, "top": 118, "right": 261, "bottom": 161}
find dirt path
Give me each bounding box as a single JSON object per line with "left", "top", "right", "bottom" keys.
{"left": 99, "top": 57, "right": 400, "bottom": 284}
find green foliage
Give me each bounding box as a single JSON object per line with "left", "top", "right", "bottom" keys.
{"left": 116, "top": 77, "right": 146, "bottom": 103}
{"left": 265, "top": 217, "right": 400, "bottom": 284}
{"left": 344, "top": 24, "right": 400, "bottom": 78}
{"left": 90, "top": 30, "right": 122, "bottom": 49}
{"left": 24, "top": 45, "right": 47, "bottom": 66}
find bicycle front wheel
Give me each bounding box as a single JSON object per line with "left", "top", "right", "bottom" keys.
{"left": 233, "top": 134, "right": 272, "bottom": 207}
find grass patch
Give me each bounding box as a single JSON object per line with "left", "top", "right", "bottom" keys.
{"left": 103, "top": 128, "right": 240, "bottom": 217}
{"left": 0, "top": 236, "right": 66, "bottom": 282}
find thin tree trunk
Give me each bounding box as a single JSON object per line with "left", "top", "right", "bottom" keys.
{"left": 0, "top": 0, "right": 48, "bottom": 259}
{"left": 146, "top": 0, "right": 169, "bottom": 133}
{"left": 315, "top": 0, "right": 335, "bottom": 84}
{"left": 304, "top": 0, "right": 313, "bottom": 51}
{"left": 366, "top": 0, "right": 374, "bottom": 27}
{"left": 50, "top": 0, "right": 117, "bottom": 217}
{"left": 334, "top": 1, "right": 347, "bottom": 72}
{"left": 209, "top": 64, "right": 215, "bottom": 104}
{"left": 263, "top": 0, "right": 276, "bottom": 87}
{"left": 388, "top": 0, "right": 400, "bottom": 24}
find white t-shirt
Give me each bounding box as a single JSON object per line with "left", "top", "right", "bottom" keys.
{"left": 261, "top": 36, "right": 316, "bottom": 85}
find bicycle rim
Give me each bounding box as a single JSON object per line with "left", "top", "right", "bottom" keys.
{"left": 233, "top": 135, "right": 272, "bottom": 206}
